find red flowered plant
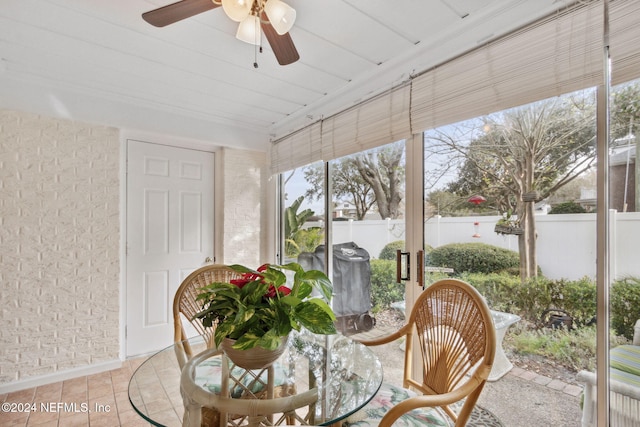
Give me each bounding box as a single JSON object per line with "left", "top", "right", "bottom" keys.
{"left": 195, "top": 262, "right": 336, "bottom": 351}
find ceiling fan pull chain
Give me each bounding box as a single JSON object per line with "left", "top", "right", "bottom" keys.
{"left": 254, "top": 46, "right": 259, "bottom": 68}
{"left": 253, "top": 14, "right": 261, "bottom": 68}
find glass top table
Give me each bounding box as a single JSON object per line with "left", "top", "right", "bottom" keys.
{"left": 128, "top": 330, "right": 383, "bottom": 426}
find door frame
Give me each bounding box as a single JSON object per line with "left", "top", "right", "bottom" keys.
{"left": 403, "top": 133, "right": 426, "bottom": 380}
{"left": 404, "top": 133, "right": 426, "bottom": 309}
{"left": 118, "top": 133, "right": 219, "bottom": 360}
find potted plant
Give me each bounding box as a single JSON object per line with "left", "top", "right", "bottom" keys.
{"left": 194, "top": 262, "right": 337, "bottom": 368}
{"left": 494, "top": 210, "right": 524, "bottom": 235}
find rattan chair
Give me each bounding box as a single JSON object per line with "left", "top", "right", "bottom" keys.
{"left": 174, "top": 264, "right": 296, "bottom": 426}
{"left": 174, "top": 264, "right": 243, "bottom": 367}
{"left": 348, "top": 278, "right": 496, "bottom": 427}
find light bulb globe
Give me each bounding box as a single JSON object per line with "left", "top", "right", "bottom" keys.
{"left": 236, "top": 14, "right": 261, "bottom": 45}
{"left": 222, "top": 0, "right": 251, "bottom": 22}
{"left": 264, "top": 0, "right": 296, "bottom": 35}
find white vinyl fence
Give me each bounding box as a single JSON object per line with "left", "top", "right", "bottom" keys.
{"left": 307, "top": 211, "right": 640, "bottom": 281}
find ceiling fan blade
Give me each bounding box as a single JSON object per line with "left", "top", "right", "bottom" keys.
{"left": 261, "top": 15, "right": 300, "bottom": 66}
{"left": 142, "top": 0, "right": 220, "bottom": 27}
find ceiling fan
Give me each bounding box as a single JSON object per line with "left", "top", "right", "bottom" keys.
{"left": 142, "top": 0, "right": 300, "bottom": 66}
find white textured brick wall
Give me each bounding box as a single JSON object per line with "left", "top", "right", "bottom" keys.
{"left": 0, "top": 109, "right": 120, "bottom": 384}
{"left": 222, "top": 148, "right": 269, "bottom": 267}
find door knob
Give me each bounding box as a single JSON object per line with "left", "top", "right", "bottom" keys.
{"left": 205, "top": 256, "right": 213, "bottom": 263}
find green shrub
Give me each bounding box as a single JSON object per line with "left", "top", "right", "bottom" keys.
{"left": 558, "top": 277, "right": 597, "bottom": 326}
{"left": 548, "top": 201, "right": 587, "bottom": 214}
{"left": 458, "top": 272, "right": 521, "bottom": 313}
{"left": 504, "top": 276, "right": 597, "bottom": 325}
{"left": 461, "top": 273, "right": 597, "bottom": 326}
{"left": 378, "top": 241, "right": 405, "bottom": 260}
{"left": 505, "top": 275, "right": 639, "bottom": 338}
{"left": 369, "top": 259, "right": 404, "bottom": 311}
{"left": 611, "top": 277, "right": 640, "bottom": 340}
{"left": 429, "top": 242, "right": 519, "bottom": 274}
{"left": 454, "top": 273, "right": 639, "bottom": 373}
{"left": 423, "top": 244, "right": 434, "bottom": 266}
{"left": 509, "top": 276, "right": 563, "bottom": 322}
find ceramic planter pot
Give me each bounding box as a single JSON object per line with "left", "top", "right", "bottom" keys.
{"left": 220, "top": 336, "right": 289, "bottom": 369}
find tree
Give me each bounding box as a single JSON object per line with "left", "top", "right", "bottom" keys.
{"left": 303, "top": 159, "right": 375, "bottom": 220}
{"left": 611, "top": 81, "right": 640, "bottom": 139}
{"left": 428, "top": 91, "right": 597, "bottom": 280}
{"left": 303, "top": 142, "right": 405, "bottom": 219}
{"left": 353, "top": 142, "right": 405, "bottom": 219}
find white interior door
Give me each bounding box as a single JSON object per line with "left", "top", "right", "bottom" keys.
{"left": 126, "top": 140, "right": 215, "bottom": 357}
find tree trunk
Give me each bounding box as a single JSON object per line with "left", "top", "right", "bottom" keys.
{"left": 526, "top": 200, "right": 538, "bottom": 277}
{"left": 518, "top": 232, "right": 528, "bottom": 282}
{"left": 517, "top": 197, "right": 539, "bottom": 282}
{"left": 354, "top": 147, "right": 403, "bottom": 219}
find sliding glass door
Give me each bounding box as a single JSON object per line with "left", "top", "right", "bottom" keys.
{"left": 273, "top": 3, "right": 640, "bottom": 424}
{"left": 326, "top": 141, "right": 407, "bottom": 337}
{"left": 421, "top": 88, "right": 599, "bottom": 422}
{"left": 279, "top": 142, "right": 410, "bottom": 339}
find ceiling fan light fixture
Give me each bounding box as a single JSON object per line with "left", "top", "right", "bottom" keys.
{"left": 264, "top": 0, "right": 296, "bottom": 35}
{"left": 221, "top": 0, "right": 251, "bottom": 22}
{"left": 236, "top": 14, "right": 261, "bottom": 45}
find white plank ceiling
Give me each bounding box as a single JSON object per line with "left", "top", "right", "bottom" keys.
{"left": 0, "top": 0, "right": 576, "bottom": 151}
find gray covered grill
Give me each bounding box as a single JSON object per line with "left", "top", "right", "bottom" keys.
{"left": 298, "top": 242, "right": 375, "bottom": 334}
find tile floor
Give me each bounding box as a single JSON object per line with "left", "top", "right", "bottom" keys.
{"left": 0, "top": 358, "right": 151, "bottom": 427}
{"left": 0, "top": 345, "right": 582, "bottom": 427}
